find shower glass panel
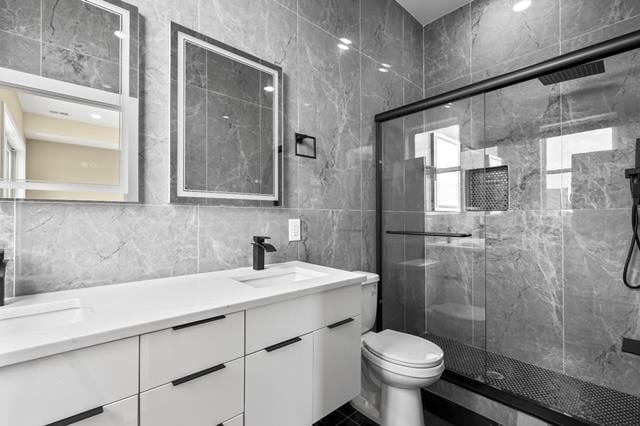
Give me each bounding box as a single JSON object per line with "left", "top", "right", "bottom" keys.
{"left": 380, "top": 46, "right": 640, "bottom": 425}
{"left": 380, "top": 94, "right": 488, "bottom": 371}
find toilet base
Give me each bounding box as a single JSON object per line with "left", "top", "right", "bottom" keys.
{"left": 380, "top": 384, "right": 424, "bottom": 426}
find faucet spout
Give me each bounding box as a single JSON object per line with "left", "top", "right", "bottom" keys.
{"left": 252, "top": 236, "right": 277, "bottom": 270}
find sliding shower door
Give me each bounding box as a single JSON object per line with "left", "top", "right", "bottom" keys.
{"left": 380, "top": 46, "right": 640, "bottom": 425}
{"left": 380, "top": 94, "right": 488, "bottom": 377}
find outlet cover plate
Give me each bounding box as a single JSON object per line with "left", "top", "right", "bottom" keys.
{"left": 288, "top": 218, "right": 301, "bottom": 241}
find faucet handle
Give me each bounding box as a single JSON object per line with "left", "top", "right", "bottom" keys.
{"left": 253, "top": 236, "right": 271, "bottom": 244}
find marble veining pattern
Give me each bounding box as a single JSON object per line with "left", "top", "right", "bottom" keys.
{"left": 7, "top": 0, "right": 421, "bottom": 296}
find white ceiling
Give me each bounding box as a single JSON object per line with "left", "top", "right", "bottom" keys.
{"left": 397, "top": 0, "right": 470, "bottom": 25}
{"left": 18, "top": 92, "right": 119, "bottom": 128}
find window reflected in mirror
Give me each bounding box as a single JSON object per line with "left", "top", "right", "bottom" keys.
{"left": 0, "top": 87, "right": 124, "bottom": 201}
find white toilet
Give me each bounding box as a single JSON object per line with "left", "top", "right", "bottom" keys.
{"left": 351, "top": 272, "right": 444, "bottom": 426}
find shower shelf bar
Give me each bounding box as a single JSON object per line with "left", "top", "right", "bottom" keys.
{"left": 385, "top": 231, "right": 472, "bottom": 238}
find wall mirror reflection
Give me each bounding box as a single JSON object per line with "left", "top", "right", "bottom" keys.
{"left": 0, "top": 0, "right": 139, "bottom": 202}
{"left": 171, "top": 24, "right": 282, "bottom": 202}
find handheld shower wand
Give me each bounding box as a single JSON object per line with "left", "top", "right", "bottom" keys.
{"left": 623, "top": 139, "right": 640, "bottom": 289}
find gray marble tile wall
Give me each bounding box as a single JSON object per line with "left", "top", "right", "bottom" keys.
{"left": 2, "top": 0, "right": 423, "bottom": 298}
{"left": 0, "top": 0, "right": 134, "bottom": 94}
{"left": 415, "top": 0, "right": 640, "bottom": 397}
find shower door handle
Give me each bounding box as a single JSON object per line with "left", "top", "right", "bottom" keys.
{"left": 385, "top": 231, "right": 472, "bottom": 238}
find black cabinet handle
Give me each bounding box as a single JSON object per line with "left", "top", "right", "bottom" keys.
{"left": 172, "top": 363, "right": 226, "bottom": 386}
{"left": 46, "top": 407, "right": 104, "bottom": 426}
{"left": 172, "top": 314, "right": 226, "bottom": 330}
{"left": 265, "top": 336, "right": 302, "bottom": 352}
{"left": 328, "top": 317, "right": 355, "bottom": 329}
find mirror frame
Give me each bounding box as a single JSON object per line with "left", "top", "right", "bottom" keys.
{"left": 0, "top": 0, "right": 139, "bottom": 202}
{"left": 171, "top": 24, "right": 283, "bottom": 202}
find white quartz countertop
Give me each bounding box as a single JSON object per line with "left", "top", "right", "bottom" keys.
{"left": 0, "top": 261, "right": 366, "bottom": 368}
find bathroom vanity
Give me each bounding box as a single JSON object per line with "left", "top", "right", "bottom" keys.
{"left": 0, "top": 262, "right": 364, "bottom": 426}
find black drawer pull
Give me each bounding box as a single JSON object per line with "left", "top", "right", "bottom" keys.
{"left": 328, "top": 317, "right": 355, "bottom": 329}
{"left": 265, "top": 336, "right": 302, "bottom": 352}
{"left": 172, "top": 363, "right": 226, "bottom": 386}
{"left": 172, "top": 314, "right": 226, "bottom": 330}
{"left": 46, "top": 406, "right": 104, "bottom": 426}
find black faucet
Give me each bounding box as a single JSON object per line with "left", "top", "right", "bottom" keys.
{"left": 252, "top": 236, "right": 277, "bottom": 270}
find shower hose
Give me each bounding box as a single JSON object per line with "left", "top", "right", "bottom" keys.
{"left": 623, "top": 177, "right": 640, "bottom": 289}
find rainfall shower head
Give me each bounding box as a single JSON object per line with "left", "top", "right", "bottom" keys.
{"left": 538, "top": 60, "right": 605, "bottom": 85}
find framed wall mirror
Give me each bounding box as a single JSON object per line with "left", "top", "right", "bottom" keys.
{"left": 171, "top": 24, "right": 282, "bottom": 202}
{"left": 0, "top": 0, "right": 139, "bottom": 202}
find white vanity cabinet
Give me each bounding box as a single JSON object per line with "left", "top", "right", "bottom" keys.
{"left": 245, "top": 333, "right": 313, "bottom": 426}
{"left": 0, "top": 337, "right": 139, "bottom": 426}
{"left": 312, "top": 315, "right": 362, "bottom": 421}
{"left": 0, "top": 263, "right": 365, "bottom": 426}
{"left": 139, "top": 311, "right": 245, "bottom": 426}
{"left": 244, "top": 285, "right": 361, "bottom": 426}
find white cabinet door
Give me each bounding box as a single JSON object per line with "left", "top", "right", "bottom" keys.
{"left": 312, "top": 316, "right": 362, "bottom": 422}
{"left": 140, "top": 357, "right": 244, "bottom": 426}
{"left": 0, "top": 337, "right": 139, "bottom": 426}
{"left": 73, "top": 395, "right": 138, "bottom": 426}
{"left": 245, "top": 333, "right": 312, "bottom": 426}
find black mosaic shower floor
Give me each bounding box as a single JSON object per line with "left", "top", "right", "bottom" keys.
{"left": 426, "top": 334, "right": 640, "bottom": 426}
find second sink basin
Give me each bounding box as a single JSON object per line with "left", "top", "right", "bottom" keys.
{"left": 0, "top": 299, "right": 85, "bottom": 334}
{"left": 231, "top": 266, "right": 327, "bottom": 288}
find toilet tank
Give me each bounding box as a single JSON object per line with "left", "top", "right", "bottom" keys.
{"left": 353, "top": 271, "right": 379, "bottom": 334}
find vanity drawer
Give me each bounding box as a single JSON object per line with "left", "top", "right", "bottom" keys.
{"left": 246, "top": 285, "right": 360, "bottom": 353}
{"left": 0, "top": 337, "right": 138, "bottom": 426}
{"left": 140, "top": 310, "right": 244, "bottom": 390}
{"left": 64, "top": 395, "right": 138, "bottom": 426}
{"left": 140, "top": 357, "right": 244, "bottom": 426}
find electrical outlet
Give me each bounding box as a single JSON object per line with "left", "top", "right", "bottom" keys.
{"left": 288, "top": 218, "right": 301, "bottom": 241}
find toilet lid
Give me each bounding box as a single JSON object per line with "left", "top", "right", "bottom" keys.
{"left": 363, "top": 330, "right": 444, "bottom": 368}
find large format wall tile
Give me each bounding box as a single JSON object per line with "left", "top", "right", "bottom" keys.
{"left": 42, "top": 44, "right": 121, "bottom": 93}
{"left": 485, "top": 211, "right": 564, "bottom": 372}
{"left": 198, "top": 206, "right": 297, "bottom": 272}
{"left": 423, "top": 4, "right": 470, "bottom": 90}
{"left": 361, "top": 0, "right": 404, "bottom": 72}
{"left": 16, "top": 203, "right": 198, "bottom": 295}
{"left": 402, "top": 10, "right": 423, "bottom": 88}
{"left": 0, "top": 30, "right": 39, "bottom": 74}
{"left": 136, "top": 0, "right": 199, "bottom": 204}
{"left": 42, "top": 0, "right": 121, "bottom": 62}
{"left": 0, "top": 0, "right": 40, "bottom": 40}
{"left": 561, "top": 0, "right": 640, "bottom": 42}
{"left": 299, "top": 209, "right": 363, "bottom": 271}
{"left": 471, "top": 0, "right": 559, "bottom": 74}
{"left": 298, "top": 0, "right": 360, "bottom": 48}
{"left": 362, "top": 55, "right": 404, "bottom": 211}
{"left": 297, "top": 19, "right": 361, "bottom": 210}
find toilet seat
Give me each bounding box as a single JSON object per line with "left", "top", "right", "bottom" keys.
{"left": 363, "top": 329, "right": 444, "bottom": 368}
{"left": 363, "top": 345, "right": 444, "bottom": 379}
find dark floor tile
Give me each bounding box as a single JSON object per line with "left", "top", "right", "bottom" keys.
{"left": 424, "top": 410, "right": 455, "bottom": 426}
{"left": 314, "top": 409, "right": 350, "bottom": 426}
{"left": 337, "top": 418, "right": 359, "bottom": 426}
{"left": 337, "top": 402, "right": 356, "bottom": 417}
{"left": 347, "top": 411, "right": 379, "bottom": 426}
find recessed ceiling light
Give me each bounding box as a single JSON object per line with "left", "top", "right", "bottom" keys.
{"left": 444, "top": 103, "right": 453, "bottom": 109}
{"left": 90, "top": 113, "right": 102, "bottom": 120}
{"left": 263, "top": 86, "right": 275, "bottom": 92}
{"left": 114, "top": 30, "right": 125, "bottom": 39}
{"left": 378, "top": 67, "right": 389, "bottom": 73}
{"left": 381, "top": 63, "right": 391, "bottom": 68}
{"left": 339, "top": 38, "right": 352, "bottom": 45}
{"left": 512, "top": 0, "right": 531, "bottom": 12}
{"left": 222, "top": 114, "right": 230, "bottom": 119}
{"left": 338, "top": 43, "right": 350, "bottom": 51}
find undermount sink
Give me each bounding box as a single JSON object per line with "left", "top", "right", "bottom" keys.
{"left": 230, "top": 266, "right": 327, "bottom": 288}
{"left": 0, "top": 299, "right": 85, "bottom": 333}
